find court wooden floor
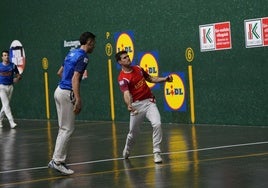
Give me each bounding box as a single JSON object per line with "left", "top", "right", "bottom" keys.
{"left": 0, "top": 119, "right": 268, "bottom": 188}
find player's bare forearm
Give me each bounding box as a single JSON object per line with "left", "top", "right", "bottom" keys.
{"left": 57, "top": 66, "right": 63, "bottom": 78}
{"left": 123, "top": 90, "right": 133, "bottom": 111}
{"left": 72, "top": 72, "right": 82, "bottom": 114}
{"left": 146, "top": 75, "right": 173, "bottom": 83}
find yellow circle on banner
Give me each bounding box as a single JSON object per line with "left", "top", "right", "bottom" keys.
{"left": 139, "top": 53, "right": 158, "bottom": 88}
{"left": 116, "top": 33, "right": 134, "bottom": 62}
{"left": 164, "top": 73, "right": 185, "bottom": 110}
{"left": 105, "top": 43, "right": 113, "bottom": 56}
{"left": 185, "top": 47, "right": 194, "bottom": 63}
{"left": 42, "top": 57, "right": 48, "bottom": 70}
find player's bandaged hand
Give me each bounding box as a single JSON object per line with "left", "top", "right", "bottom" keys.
{"left": 128, "top": 104, "right": 138, "bottom": 115}
{"left": 127, "top": 104, "right": 134, "bottom": 112}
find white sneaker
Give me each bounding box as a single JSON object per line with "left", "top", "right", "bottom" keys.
{"left": 10, "top": 123, "right": 17, "bottom": 129}
{"left": 123, "top": 147, "right": 130, "bottom": 159}
{"left": 154, "top": 153, "right": 162, "bottom": 163}
{"left": 48, "top": 160, "right": 74, "bottom": 175}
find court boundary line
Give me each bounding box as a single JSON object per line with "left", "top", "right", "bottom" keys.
{"left": 0, "top": 140, "right": 268, "bottom": 174}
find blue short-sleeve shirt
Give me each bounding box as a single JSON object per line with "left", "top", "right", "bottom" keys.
{"left": 0, "top": 62, "right": 19, "bottom": 85}
{"left": 59, "top": 48, "right": 89, "bottom": 90}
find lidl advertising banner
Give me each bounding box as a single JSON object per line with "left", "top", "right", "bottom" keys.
{"left": 138, "top": 51, "right": 159, "bottom": 89}
{"left": 163, "top": 72, "right": 186, "bottom": 112}
{"left": 114, "top": 31, "right": 135, "bottom": 66}
{"left": 199, "top": 21, "right": 232, "bottom": 52}
{"left": 244, "top": 17, "right": 268, "bottom": 48}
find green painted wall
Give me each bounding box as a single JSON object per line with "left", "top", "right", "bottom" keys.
{"left": 0, "top": 0, "right": 267, "bottom": 126}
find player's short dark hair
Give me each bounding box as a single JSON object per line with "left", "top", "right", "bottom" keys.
{"left": 1, "top": 50, "right": 9, "bottom": 57}
{"left": 115, "top": 50, "right": 128, "bottom": 62}
{"left": 79, "top": 32, "right": 96, "bottom": 45}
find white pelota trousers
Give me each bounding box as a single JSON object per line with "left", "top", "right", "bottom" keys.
{"left": 0, "top": 84, "right": 15, "bottom": 125}
{"left": 52, "top": 86, "right": 75, "bottom": 163}
{"left": 124, "top": 98, "right": 163, "bottom": 154}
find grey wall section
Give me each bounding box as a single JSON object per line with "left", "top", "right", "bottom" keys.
{"left": 0, "top": 0, "right": 267, "bottom": 125}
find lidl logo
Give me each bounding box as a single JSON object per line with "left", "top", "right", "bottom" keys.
{"left": 164, "top": 72, "right": 186, "bottom": 111}
{"left": 114, "top": 31, "right": 135, "bottom": 62}
{"left": 138, "top": 51, "right": 159, "bottom": 89}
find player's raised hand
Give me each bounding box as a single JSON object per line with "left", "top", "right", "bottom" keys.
{"left": 166, "top": 75, "right": 173, "bottom": 82}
